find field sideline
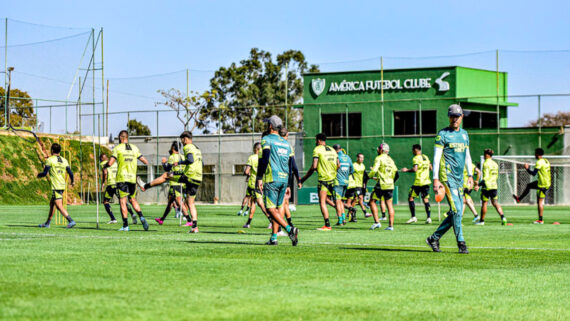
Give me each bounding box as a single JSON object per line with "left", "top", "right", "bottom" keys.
{"left": 0, "top": 204, "right": 568, "bottom": 321}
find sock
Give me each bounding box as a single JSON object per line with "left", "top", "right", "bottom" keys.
{"left": 539, "top": 215, "right": 543, "bottom": 221}
{"left": 238, "top": 209, "right": 243, "bottom": 214}
{"left": 127, "top": 206, "right": 134, "bottom": 215}
{"left": 285, "top": 225, "right": 292, "bottom": 233}
{"left": 192, "top": 220, "right": 197, "bottom": 227}
{"left": 66, "top": 216, "right": 74, "bottom": 223}
{"left": 104, "top": 204, "right": 116, "bottom": 220}
{"left": 325, "top": 218, "right": 330, "bottom": 227}
{"left": 381, "top": 211, "right": 386, "bottom": 218}
{"left": 338, "top": 215, "right": 343, "bottom": 223}
{"left": 45, "top": 219, "right": 52, "bottom": 225}
{"left": 267, "top": 216, "right": 272, "bottom": 223}
{"left": 122, "top": 218, "right": 128, "bottom": 227}
{"left": 286, "top": 217, "right": 293, "bottom": 226}
{"left": 341, "top": 213, "right": 346, "bottom": 222}
{"left": 409, "top": 201, "right": 416, "bottom": 217}
{"left": 184, "top": 214, "right": 191, "bottom": 221}
{"left": 246, "top": 218, "right": 252, "bottom": 225}
{"left": 143, "top": 183, "right": 151, "bottom": 190}
{"left": 270, "top": 233, "right": 278, "bottom": 241}
{"left": 161, "top": 206, "right": 171, "bottom": 220}
{"left": 499, "top": 214, "right": 504, "bottom": 220}
{"left": 137, "top": 211, "right": 144, "bottom": 218}
{"left": 424, "top": 203, "right": 431, "bottom": 218}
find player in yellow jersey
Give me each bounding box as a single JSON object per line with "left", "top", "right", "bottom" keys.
{"left": 100, "top": 154, "right": 138, "bottom": 224}
{"left": 475, "top": 149, "right": 506, "bottom": 225}
{"left": 402, "top": 144, "right": 433, "bottom": 224}
{"left": 177, "top": 131, "right": 203, "bottom": 233}
{"left": 369, "top": 143, "right": 399, "bottom": 231}
{"left": 513, "top": 148, "right": 551, "bottom": 224}
{"left": 300, "top": 133, "right": 340, "bottom": 230}
{"left": 242, "top": 142, "right": 271, "bottom": 228}
{"left": 37, "top": 143, "right": 76, "bottom": 229}
{"left": 104, "top": 130, "right": 150, "bottom": 231}
{"left": 461, "top": 161, "right": 481, "bottom": 222}
{"left": 344, "top": 153, "right": 370, "bottom": 222}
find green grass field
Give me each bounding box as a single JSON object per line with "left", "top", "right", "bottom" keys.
{"left": 0, "top": 204, "right": 568, "bottom": 321}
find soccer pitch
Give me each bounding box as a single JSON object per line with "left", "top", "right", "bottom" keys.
{"left": 0, "top": 204, "right": 568, "bottom": 321}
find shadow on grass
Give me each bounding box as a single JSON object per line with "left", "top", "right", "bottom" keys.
{"left": 340, "top": 247, "right": 433, "bottom": 253}
{"left": 200, "top": 230, "right": 267, "bottom": 236}
{"left": 182, "top": 240, "right": 266, "bottom": 246}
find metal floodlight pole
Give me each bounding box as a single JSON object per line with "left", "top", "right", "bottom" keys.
{"left": 381, "top": 56, "right": 385, "bottom": 142}
{"left": 538, "top": 95, "right": 542, "bottom": 148}
{"left": 285, "top": 62, "right": 288, "bottom": 129}
{"left": 4, "top": 18, "right": 7, "bottom": 128}
{"left": 496, "top": 49, "right": 501, "bottom": 153}
{"left": 156, "top": 111, "right": 160, "bottom": 203}
{"left": 100, "top": 28, "right": 105, "bottom": 137}
{"left": 345, "top": 104, "right": 349, "bottom": 154}
{"left": 186, "top": 69, "right": 189, "bottom": 130}
{"left": 92, "top": 28, "right": 96, "bottom": 138}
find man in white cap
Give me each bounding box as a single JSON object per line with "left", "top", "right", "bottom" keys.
{"left": 426, "top": 104, "right": 473, "bottom": 254}
{"left": 368, "top": 143, "right": 399, "bottom": 231}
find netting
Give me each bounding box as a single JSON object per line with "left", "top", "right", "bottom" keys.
{"left": 488, "top": 156, "right": 570, "bottom": 205}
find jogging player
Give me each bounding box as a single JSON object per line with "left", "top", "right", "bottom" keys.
{"left": 256, "top": 115, "right": 299, "bottom": 246}
{"left": 369, "top": 143, "right": 398, "bottom": 231}
{"left": 300, "top": 133, "right": 340, "bottom": 230}
{"left": 401, "top": 144, "right": 433, "bottom": 224}
{"left": 476, "top": 149, "right": 506, "bottom": 225}
{"left": 426, "top": 104, "right": 473, "bottom": 254}
{"left": 100, "top": 154, "right": 138, "bottom": 224}
{"left": 332, "top": 144, "right": 353, "bottom": 226}
{"left": 242, "top": 142, "right": 272, "bottom": 228}
{"left": 37, "top": 143, "right": 76, "bottom": 229}
{"left": 513, "top": 148, "right": 551, "bottom": 224}
{"left": 104, "top": 130, "right": 150, "bottom": 231}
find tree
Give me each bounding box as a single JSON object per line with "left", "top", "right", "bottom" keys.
{"left": 127, "top": 119, "right": 151, "bottom": 136}
{"left": 155, "top": 89, "right": 219, "bottom": 134}
{"left": 0, "top": 87, "right": 37, "bottom": 128}
{"left": 527, "top": 111, "right": 570, "bottom": 127}
{"left": 204, "top": 48, "right": 319, "bottom": 133}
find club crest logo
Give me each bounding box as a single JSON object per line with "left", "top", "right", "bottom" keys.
{"left": 311, "top": 78, "right": 326, "bottom": 97}
{"left": 435, "top": 72, "right": 450, "bottom": 92}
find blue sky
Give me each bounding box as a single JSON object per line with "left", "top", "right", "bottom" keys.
{"left": 3, "top": 0, "right": 570, "bottom": 133}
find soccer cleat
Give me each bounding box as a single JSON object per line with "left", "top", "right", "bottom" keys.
{"left": 317, "top": 226, "right": 332, "bottom": 231}
{"left": 38, "top": 223, "right": 50, "bottom": 228}
{"left": 243, "top": 211, "right": 249, "bottom": 217}
{"left": 512, "top": 194, "right": 521, "bottom": 203}
{"left": 140, "top": 217, "right": 149, "bottom": 231}
{"left": 472, "top": 216, "right": 479, "bottom": 223}
{"left": 66, "top": 221, "right": 76, "bottom": 229}
{"left": 425, "top": 217, "right": 432, "bottom": 224}
{"left": 119, "top": 226, "right": 129, "bottom": 231}
{"left": 107, "top": 220, "right": 118, "bottom": 224}
{"left": 242, "top": 224, "right": 251, "bottom": 228}
{"left": 131, "top": 214, "right": 137, "bottom": 225}
{"left": 384, "top": 226, "right": 394, "bottom": 231}
{"left": 136, "top": 176, "right": 146, "bottom": 191}
{"left": 379, "top": 216, "right": 387, "bottom": 221}
{"left": 267, "top": 223, "right": 273, "bottom": 229}
{"left": 475, "top": 221, "right": 485, "bottom": 225}
{"left": 365, "top": 213, "right": 372, "bottom": 218}
{"left": 277, "top": 230, "right": 288, "bottom": 236}
{"left": 288, "top": 226, "right": 299, "bottom": 246}
{"left": 502, "top": 217, "right": 507, "bottom": 226}
{"left": 426, "top": 236, "right": 441, "bottom": 252}
{"left": 184, "top": 221, "right": 193, "bottom": 227}
{"left": 370, "top": 222, "right": 382, "bottom": 230}
{"left": 533, "top": 220, "right": 544, "bottom": 224}
{"left": 237, "top": 211, "right": 243, "bottom": 216}
{"left": 458, "top": 241, "right": 469, "bottom": 254}
{"left": 189, "top": 227, "right": 199, "bottom": 233}
{"left": 265, "top": 239, "right": 278, "bottom": 246}
{"left": 155, "top": 218, "right": 164, "bottom": 225}
{"left": 406, "top": 217, "right": 418, "bottom": 224}
{"left": 350, "top": 217, "right": 358, "bottom": 223}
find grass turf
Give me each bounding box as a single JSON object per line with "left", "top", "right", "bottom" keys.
{"left": 0, "top": 204, "right": 568, "bottom": 321}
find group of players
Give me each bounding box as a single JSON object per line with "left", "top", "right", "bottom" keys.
{"left": 35, "top": 104, "right": 552, "bottom": 252}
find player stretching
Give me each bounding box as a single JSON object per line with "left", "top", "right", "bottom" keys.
{"left": 332, "top": 144, "right": 353, "bottom": 225}
{"left": 476, "top": 149, "right": 506, "bottom": 225}
{"left": 300, "top": 133, "right": 340, "bottom": 230}
{"left": 345, "top": 153, "right": 370, "bottom": 222}
{"left": 256, "top": 115, "right": 298, "bottom": 246}
{"left": 153, "top": 142, "right": 192, "bottom": 225}
{"left": 426, "top": 104, "right": 473, "bottom": 254}
{"left": 104, "top": 130, "right": 150, "bottom": 231}
{"left": 402, "top": 144, "right": 433, "bottom": 224}
{"left": 369, "top": 143, "right": 398, "bottom": 231}
{"left": 462, "top": 161, "right": 481, "bottom": 222}
{"left": 37, "top": 143, "right": 76, "bottom": 229}
{"left": 513, "top": 148, "right": 551, "bottom": 224}
{"left": 100, "top": 154, "right": 138, "bottom": 224}
{"left": 242, "top": 142, "right": 271, "bottom": 228}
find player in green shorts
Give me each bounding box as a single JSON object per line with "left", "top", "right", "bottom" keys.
{"left": 462, "top": 161, "right": 481, "bottom": 222}
{"left": 300, "top": 133, "right": 340, "bottom": 231}
{"left": 104, "top": 130, "right": 150, "bottom": 231}
{"left": 37, "top": 143, "right": 76, "bottom": 229}
{"left": 369, "top": 143, "right": 398, "bottom": 231}
{"left": 344, "top": 153, "right": 370, "bottom": 222}
{"left": 256, "top": 115, "right": 298, "bottom": 246}
{"left": 332, "top": 144, "right": 353, "bottom": 226}
{"left": 476, "top": 148, "right": 506, "bottom": 225}
{"left": 242, "top": 142, "right": 271, "bottom": 228}
{"left": 402, "top": 144, "right": 433, "bottom": 224}
{"left": 426, "top": 104, "right": 473, "bottom": 254}
{"left": 513, "top": 148, "right": 551, "bottom": 224}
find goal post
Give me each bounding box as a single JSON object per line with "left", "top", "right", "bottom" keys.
{"left": 480, "top": 155, "right": 570, "bottom": 206}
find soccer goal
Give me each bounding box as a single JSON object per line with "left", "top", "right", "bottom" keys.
{"left": 481, "top": 155, "right": 570, "bottom": 205}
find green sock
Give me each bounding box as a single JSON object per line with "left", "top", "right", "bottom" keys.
{"left": 341, "top": 213, "right": 346, "bottom": 222}
{"left": 285, "top": 225, "right": 292, "bottom": 233}
{"left": 270, "top": 234, "right": 278, "bottom": 241}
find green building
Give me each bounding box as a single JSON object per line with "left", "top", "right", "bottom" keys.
{"left": 297, "top": 66, "right": 565, "bottom": 204}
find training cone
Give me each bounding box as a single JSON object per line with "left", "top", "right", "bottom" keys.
{"left": 435, "top": 185, "right": 445, "bottom": 203}
{"left": 507, "top": 223, "right": 513, "bottom": 226}
{"left": 237, "top": 230, "right": 246, "bottom": 234}
{"left": 553, "top": 222, "right": 560, "bottom": 225}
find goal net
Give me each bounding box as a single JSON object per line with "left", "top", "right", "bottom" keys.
{"left": 481, "top": 155, "right": 570, "bottom": 206}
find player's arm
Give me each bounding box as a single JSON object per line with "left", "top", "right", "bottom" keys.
{"left": 138, "top": 155, "right": 149, "bottom": 165}
{"left": 394, "top": 171, "right": 400, "bottom": 183}
{"left": 336, "top": 158, "right": 340, "bottom": 169}
{"left": 289, "top": 156, "right": 301, "bottom": 187}
{"left": 403, "top": 164, "right": 418, "bottom": 173}
{"left": 369, "top": 158, "right": 380, "bottom": 178}
{"left": 101, "top": 167, "right": 108, "bottom": 185}
{"left": 362, "top": 170, "right": 370, "bottom": 188}
{"left": 37, "top": 165, "right": 50, "bottom": 178}
{"left": 256, "top": 148, "right": 271, "bottom": 192}
{"left": 432, "top": 146, "right": 443, "bottom": 191}
{"left": 178, "top": 153, "right": 194, "bottom": 166}
{"left": 526, "top": 163, "right": 538, "bottom": 176}
{"left": 105, "top": 157, "right": 115, "bottom": 168}
{"left": 66, "top": 166, "right": 75, "bottom": 186}
{"left": 464, "top": 149, "right": 474, "bottom": 188}
{"left": 300, "top": 157, "right": 318, "bottom": 184}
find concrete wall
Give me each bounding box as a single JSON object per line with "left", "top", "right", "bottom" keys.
{"left": 118, "top": 133, "right": 304, "bottom": 204}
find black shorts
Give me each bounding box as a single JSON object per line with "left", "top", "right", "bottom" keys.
{"left": 104, "top": 185, "right": 117, "bottom": 202}
{"left": 117, "top": 182, "right": 137, "bottom": 199}
{"left": 408, "top": 185, "right": 430, "bottom": 199}
{"left": 51, "top": 190, "right": 64, "bottom": 201}
{"left": 246, "top": 186, "right": 262, "bottom": 198}
{"left": 481, "top": 189, "right": 498, "bottom": 202}
{"left": 463, "top": 188, "right": 473, "bottom": 196}
{"left": 178, "top": 174, "right": 201, "bottom": 198}
{"left": 168, "top": 185, "right": 184, "bottom": 198}
{"left": 373, "top": 185, "right": 393, "bottom": 201}
{"left": 345, "top": 187, "right": 363, "bottom": 199}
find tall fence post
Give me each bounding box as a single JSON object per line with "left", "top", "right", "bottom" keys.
{"left": 156, "top": 111, "right": 160, "bottom": 204}
{"left": 538, "top": 95, "right": 542, "bottom": 148}
{"left": 418, "top": 99, "right": 423, "bottom": 147}
{"left": 380, "top": 56, "right": 385, "bottom": 142}
{"left": 4, "top": 18, "right": 8, "bottom": 129}
{"left": 496, "top": 49, "right": 501, "bottom": 153}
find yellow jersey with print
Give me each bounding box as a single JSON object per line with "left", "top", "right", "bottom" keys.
{"left": 369, "top": 154, "right": 398, "bottom": 190}
{"left": 183, "top": 143, "right": 203, "bottom": 182}
{"left": 100, "top": 160, "right": 118, "bottom": 186}
{"left": 482, "top": 158, "right": 499, "bottom": 190}
{"left": 46, "top": 155, "right": 69, "bottom": 190}
{"left": 535, "top": 158, "right": 551, "bottom": 188}
{"left": 246, "top": 153, "right": 259, "bottom": 189}
{"left": 112, "top": 143, "right": 141, "bottom": 184}
{"left": 412, "top": 154, "right": 431, "bottom": 186}
{"left": 312, "top": 145, "right": 338, "bottom": 182}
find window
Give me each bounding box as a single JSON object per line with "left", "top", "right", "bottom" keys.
{"left": 203, "top": 165, "right": 216, "bottom": 174}
{"left": 321, "top": 113, "right": 361, "bottom": 137}
{"left": 463, "top": 110, "right": 498, "bottom": 129}
{"left": 234, "top": 164, "right": 248, "bottom": 175}
{"left": 393, "top": 110, "right": 436, "bottom": 135}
